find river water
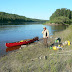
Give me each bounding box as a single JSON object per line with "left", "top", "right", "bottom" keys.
{"left": 0, "top": 24, "right": 67, "bottom": 57}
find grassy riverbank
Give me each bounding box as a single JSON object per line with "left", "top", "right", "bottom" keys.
{"left": 0, "top": 25, "right": 72, "bottom": 72}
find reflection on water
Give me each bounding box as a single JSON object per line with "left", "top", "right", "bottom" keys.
{"left": 50, "top": 25, "right": 68, "bottom": 34}
{"left": 0, "top": 24, "right": 67, "bottom": 57}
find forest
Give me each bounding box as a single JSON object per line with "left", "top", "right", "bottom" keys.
{"left": 0, "top": 12, "right": 46, "bottom": 25}
{"left": 48, "top": 8, "right": 72, "bottom": 25}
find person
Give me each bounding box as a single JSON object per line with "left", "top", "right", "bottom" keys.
{"left": 42, "top": 26, "right": 49, "bottom": 48}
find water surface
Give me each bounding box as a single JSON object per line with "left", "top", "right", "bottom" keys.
{"left": 0, "top": 24, "right": 67, "bottom": 57}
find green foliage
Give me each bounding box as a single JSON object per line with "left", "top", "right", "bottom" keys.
{"left": 0, "top": 12, "right": 46, "bottom": 25}
{"left": 49, "top": 8, "right": 72, "bottom": 25}
{"left": 51, "top": 16, "right": 71, "bottom": 24}
{"left": 70, "top": 19, "right": 72, "bottom": 24}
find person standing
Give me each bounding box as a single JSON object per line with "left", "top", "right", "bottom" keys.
{"left": 42, "top": 27, "right": 49, "bottom": 48}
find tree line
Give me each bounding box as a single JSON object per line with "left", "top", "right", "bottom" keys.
{"left": 0, "top": 12, "right": 46, "bottom": 25}
{"left": 48, "top": 8, "right": 72, "bottom": 24}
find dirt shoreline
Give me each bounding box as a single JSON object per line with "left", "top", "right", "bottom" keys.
{"left": 45, "top": 23, "right": 69, "bottom": 26}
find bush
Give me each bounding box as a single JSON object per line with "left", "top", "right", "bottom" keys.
{"left": 50, "top": 16, "right": 71, "bottom": 24}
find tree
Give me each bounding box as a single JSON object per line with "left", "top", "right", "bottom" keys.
{"left": 66, "top": 9, "right": 71, "bottom": 19}
{"left": 49, "top": 8, "right": 72, "bottom": 24}
{"left": 0, "top": 12, "right": 45, "bottom": 25}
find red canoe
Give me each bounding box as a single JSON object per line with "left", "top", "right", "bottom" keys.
{"left": 5, "top": 37, "right": 39, "bottom": 47}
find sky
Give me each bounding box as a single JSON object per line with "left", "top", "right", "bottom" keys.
{"left": 0, "top": 0, "right": 72, "bottom": 20}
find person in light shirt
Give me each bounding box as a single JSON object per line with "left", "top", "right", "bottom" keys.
{"left": 42, "top": 27, "right": 49, "bottom": 48}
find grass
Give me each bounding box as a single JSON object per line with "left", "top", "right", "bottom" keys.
{"left": 0, "top": 25, "right": 72, "bottom": 72}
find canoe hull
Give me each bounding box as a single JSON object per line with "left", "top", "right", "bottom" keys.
{"left": 5, "top": 37, "right": 39, "bottom": 47}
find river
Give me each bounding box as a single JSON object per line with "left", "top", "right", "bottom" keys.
{"left": 0, "top": 23, "right": 67, "bottom": 57}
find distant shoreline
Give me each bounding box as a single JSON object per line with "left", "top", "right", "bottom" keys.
{"left": 44, "top": 23, "right": 69, "bottom": 26}
{"left": 0, "top": 22, "right": 45, "bottom": 25}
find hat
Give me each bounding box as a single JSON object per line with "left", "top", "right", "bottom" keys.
{"left": 43, "top": 26, "right": 46, "bottom": 29}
